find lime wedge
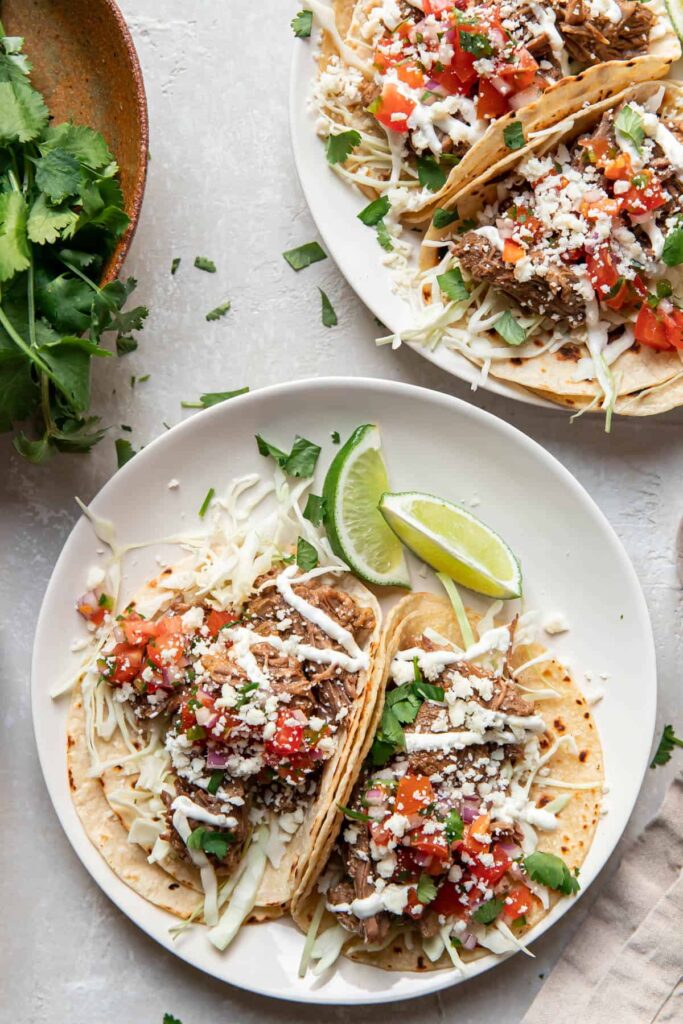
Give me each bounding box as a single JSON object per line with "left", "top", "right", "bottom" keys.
{"left": 665, "top": 0, "right": 683, "bottom": 40}
{"left": 379, "top": 491, "right": 522, "bottom": 599}
{"left": 322, "top": 425, "right": 411, "bottom": 588}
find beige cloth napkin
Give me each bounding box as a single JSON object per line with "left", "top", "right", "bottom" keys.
{"left": 522, "top": 775, "right": 683, "bottom": 1024}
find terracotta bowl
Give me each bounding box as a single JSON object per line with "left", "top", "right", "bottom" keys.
{"left": 2, "top": 0, "right": 149, "bottom": 282}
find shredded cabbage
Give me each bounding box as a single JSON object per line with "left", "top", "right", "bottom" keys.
{"left": 208, "top": 824, "right": 269, "bottom": 950}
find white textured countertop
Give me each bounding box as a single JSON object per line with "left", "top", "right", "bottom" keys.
{"left": 2, "top": 2, "right": 682, "bottom": 1021}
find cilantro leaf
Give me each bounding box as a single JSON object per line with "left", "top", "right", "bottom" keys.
{"left": 495, "top": 310, "right": 526, "bottom": 346}
{"left": 325, "top": 129, "right": 361, "bottom": 165}
{"left": 115, "top": 438, "right": 136, "bottom": 468}
{"left": 432, "top": 207, "right": 458, "bottom": 229}
{"left": 284, "top": 435, "right": 321, "bottom": 477}
{"left": 199, "top": 487, "right": 215, "bottom": 518}
{"left": 39, "top": 122, "right": 113, "bottom": 167}
{"left": 303, "top": 493, "right": 326, "bottom": 526}
{"left": 34, "top": 148, "right": 82, "bottom": 203}
{"left": 331, "top": 430, "right": 340, "bottom": 444}
{"left": 0, "top": 348, "right": 38, "bottom": 430}
{"left": 283, "top": 241, "right": 327, "bottom": 271}
{"left": 206, "top": 300, "right": 231, "bottom": 321}
{"left": 163, "top": 1014, "right": 183, "bottom": 1024}
{"left": 436, "top": 267, "right": 469, "bottom": 303}
{"left": 181, "top": 388, "right": 249, "bottom": 409}
{"left": 503, "top": 121, "right": 525, "bottom": 151}
{"left": 27, "top": 194, "right": 78, "bottom": 245}
{"left": 256, "top": 433, "right": 289, "bottom": 466}
{"left": 291, "top": 9, "right": 313, "bottom": 37}
{"left": 171, "top": 257, "right": 180, "bottom": 275}
{"left": 296, "top": 536, "right": 319, "bottom": 571}
{"left": 194, "top": 256, "right": 216, "bottom": 273}
{"left": 615, "top": 104, "right": 644, "bottom": 155}
{"left": 524, "top": 852, "right": 580, "bottom": 895}
{"left": 319, "top": 287, "right": 338, "bottom": 327}
{"left": 414, "top": 680, "right": 445, "bottom": 702}
{"left": 376, "top": 219, "right": 393, "bottom": 251}
{"left": 443, "top": 809, "right": 464, "bottom": 843}
{"left": 417, "top": 154, "right": 447, "bottom": 193}
{"left": 459, "top": 31, "right": 492, "bottom": 57}
{"left": 0, "top": 40, "right": 49, "bottom": 143}
{"left": 662, "top": 227, "right": 683, "bottom": 268}
{"left": 0, "top": 191, "right": 29, "bottom": 281}
{"left": 471, "top": 896, "right": 505, "bottom": 924}
{"left": 207, "top": 770, "right": 224, "bottom": 795}
{"left": 187, "top": 827, "right": 233, "bottom": 859}
{"left": 650, "top": 723, "right": 683, "bottom": 767}
{"left": 417, "top": 873, "right": 437, "bottom": 904}
{"left": 369, "top": 737, "right": 396, "bottom": 766}
{"left": 358, "top": 195, "right": 390, "bottom": 226}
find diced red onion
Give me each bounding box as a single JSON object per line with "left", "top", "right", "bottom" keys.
{"left": 461, "top": 931, "right": 477, "bottom": 950}
{"left": 365, "top": 788, "right": 386, "bottom": 806}
{"left": 461, "top": 801, "right": 480, "bottom": 824}
{"left": 206, "top": 750, "right": 230, "bottom": 769}
{"left": 584, "top": 188, "right": 604, "bottom": 204}
{"left": 162, "top": 664, "right": 186, "bottom": 686}
{"left": 490, "top": 76, "right": 512, "bottom": 97}
{"left": 509, "top": 86, "right": 541, "bottom": 111}
{"left": 113, "top": 626, "right": 125, "bottom": 643}
{"left": 490, "top": 28, "right": 506, "bottom": 49}
{"left": 77, "top": 590, "right": 98, "bottom": 613}
{"left": 496, "top": 218, "right": 514, "bottom": 239}
{"left": 497, "top": 839, "right": 522, "bottom": 859}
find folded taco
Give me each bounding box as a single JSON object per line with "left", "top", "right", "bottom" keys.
{"left": 413, "top": 80, "right": 683, "bottom": 418}
{"left": 67, "top": 527, "right": 382, "bottom": 950}
{"left": 312, "top": 0, "right": 679, "bottom": 225}
{"left": 292, "top": 593, "right": 603, "bottom": 973}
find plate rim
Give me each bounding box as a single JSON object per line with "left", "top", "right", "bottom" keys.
{"left": 30, "top": 375, "right": 657, "bottom": 1004}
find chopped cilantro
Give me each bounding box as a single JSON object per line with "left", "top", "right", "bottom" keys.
{"left": 319, "top": 287, "right": 338, "bottom": 327}
{"left": 338, "top": 803, "right": 372, "bottom": 823}
{"left": 432, "top": 207, "right": 459, "bottom": 229}
{"left": 120, "top": 423, "right": 132, "bottom": 432}
{"left": 414, "top": 680, "right": 445, "bottom": 702}
{"left": 194, "top": 256, "right": 216, "bottom": 273}
{"left": 138, "top": 374, "right": 150, "bottom": 383}
{"left": 458, "top": 31, "right": 492, "bottom": 57}
{"left": 495, "top": 310, "right": 526, "bottom": 346}
{"left": 443, "top": 809, "right": 464, "bottom": 843}
{"left": 503, "top": 121, "right": 525, "bottom": 151}
{"left": 163, "top": 1015, "right": 182, "bottom": 1024}
{"left": 471, "top": 896, "right": 505, "bottom": 924}
{"left": 523, "top": 851, "right": 580, "bottom": 895}
{"left": 331, "top": 430, "right": 340, "bottom": 444}
{"left": 436, "top": 267, "right": 469, "bottom": 303}
{"left": 207, "top": 770, "right": 224, "bottom": 795}
{"left": 283, "top": 241, "right": 327, "bottom": 271}
{"left": 662, "top": 226, "right": 683, "bottom": 267}
{"left": 116, "top": 335, "right": 138, "bottom": 355}
{"left": 187, "top": 826, "right": 234, "bottom": 859}
{"left": 256, "top": 433, "right": 321, "bottom": 477}
{"left": 198, "top": 487, "right": 215, "bottom": 518}
{"left": 457, "top": 218, "right": 477, "bottom": 234}
{"left": 417, "top": 154, "right": 447, "bottom": 192}
{"left": 234, "top": 682, "right": 259, "bottom": 709}
{"left": 171, "top": 257, "right": 180, "bottom": 275}
{"left": 358, "top": 195, "right": 390, "bottom": 226}
{"left": 296, "top": 536, "right": 319, "bottom": 571}
{"left": 417, "top": 873, "right": 437, "bottom": 904}
{"left": 325, "top": 130, "right": 361, "bottom": 166}
{"left": 650, "top": 724, "right": 683, "bottom": 767}
{"left": 115, "top": 438, "right": 136, "bottom": 468}
{"left": 181, "top": 388, "right": 249, "bottom": 409}
{"left": 376, "top": 219, "right": 394, "bottom": 251}
{"left": 206, "top": 300, "right": 231, "bottom": 322}
{"left": 303, "top": 493, "right": 326, "bottom": 526}
{"left": 291, "top": 9, "right": 313, "bottom": 37}
{"left": 186, "top": 724, "right": 206, "bottom": 742}
{"left": 615, "top": 104, "right": 644, "bottom": 154}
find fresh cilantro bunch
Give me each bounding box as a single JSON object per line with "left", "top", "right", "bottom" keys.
{"left": 0, "top": 29, "right": 147, "bottom": 463}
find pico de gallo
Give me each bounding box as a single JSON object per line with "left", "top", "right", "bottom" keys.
{"left": 323, "top": 628, "right": 583, "bottom": 958}
{"left": 78, "top": 563, "right": 376, "bottom": 880}
{"left": 334, "top": 0, "right": 658, "bottom": 165}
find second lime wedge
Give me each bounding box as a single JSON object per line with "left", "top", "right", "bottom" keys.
{"left": 322, "top": 425, "right": 411, "bottom": 588}
{"left": 379, "top": 491, "right": 522, "bottom": 598}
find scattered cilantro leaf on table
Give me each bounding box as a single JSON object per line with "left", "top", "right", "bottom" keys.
{"left": 194, "top": 256, "right": 216, "bottom": 273}
{"left": 651, "top": 724, "right": 683, "bottom": 767}
{"left": 283, "top": 241, "right": 327, "bottom": 271}
{"left": 291, "top": 9, "right": 313, "bottom": 37}
{"left": 206, "top": 300, "right": 231, "bottom": 321}
{"left": 319, "top": 287, "right": 337, "bottom": 327}
{"left": 181, "top": 388, "right": 249, "bottom": 409}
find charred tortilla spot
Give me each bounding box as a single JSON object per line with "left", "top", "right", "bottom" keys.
{"left": 68, "top": 768, "right": 75, "bottom": 790}
{"left": 558, "top": 344, "right": 581, "bottom": 362}
{"left": 553, "top": 718, "right": 566, "bottom": 733}
{"left": 417, "top": 956, "right": 426, "bottom": 970}
{"left": 168, "top": 883, "right": 179, "bottom": 890}
{"left": 511, "top": 357, "right": 523, "bottom": 365}
{"left": 584, "top": 711, "right": 590, "bottom": 719}
{"left": 538, "top": 794, "right": 551, "bottom": 807}
{"left": 579, "top": 749, "right": 588, "bottom": 762}
{"left": 67, "top": 734, "right": 75, "bottom": 748}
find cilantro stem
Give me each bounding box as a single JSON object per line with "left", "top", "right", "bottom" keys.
{"left": 0, "top": 299, "right": 50, "bottom": 374}
{"left": 59, "top": 257, "right": 101, "bottom": 294}
{"left": 27, "top": 261, "right": 36, "bottom": 348}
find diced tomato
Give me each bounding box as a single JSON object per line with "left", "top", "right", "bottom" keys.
{"left": 604, "top": 152, "right": 632, "bottom": 181}
{"left": 205, "top": 609, "right": 236, "bottom": 638}
{"left": 585, "top": 244, "right": 619, "bottom": 300}
{"left": 156, "top": 614, "right": 183, "bottom": 637}
{"left": 266, "top": 710, "right": 305, "bottom": 756}
{"left": 494, "top": 47, "right": 539, "bottom": 91}
{"left": 502, "top": 239, "right": 525, "bottom": 263}
{"left": 451, "top": 27, "right": 480, "bottom": 91}
{"left": 431, "top": 880, "right": 472, "bottom": 916}
{"left": 604, "top": 273, "right": 647, "bottom": 313}
{"left": 462, "top": 813, "right": 491, "bottom": 854}
{"left": 477, "top": 78, "right": 508, "bottom": 120}
{"left": 412, "top": 827, "right": 451, "bottom": 862}
{"left": 580, "top": 196, "right": 621, "bottom": 220}
{"left": 395, "top": 62, "right": 425, "bottom": 89}
{"left": 423, "top": 0, "right": 454, "bottom": 14}
{"left": 394, "top": 845, "right": 422, "bottom": 882}
{"left": 78, "top": 602, "right": 105, "bottom": 626}
{"left": 635, "top": 303, "right": 683, "bottom": 351}
{"left": 469, "top": 843, "right": 512, "bottom": 885}
{"left": 395, "top": 774, "right": 435, "bottom": 816}
{"left": 431, "top": 65, "right": 472, "bottom": 96}
{"left": 147, "top": 633, "right": 186, "bottom": 668}
{"left": 503, "top": 883, "right": 535, "bottom": 919}
{"left": 180, "top": 699, "right": 197, "bottom": 731}
{"left": 370, "top": 819, "right": 393, "bottom": 848}
{"left": 578, "top": 135, "right": 612, "bottom": 167}
{"left": 100, "top": 643, "right": 144, "bottom": 685}
{"left": 121, "top": 614, "right": 159, "bottom": 646}
{"left": 620, "top": 171, "right": 667, "bottom": 216}
{"left": 373, "top": 82, "right": 415, "bottom": 133}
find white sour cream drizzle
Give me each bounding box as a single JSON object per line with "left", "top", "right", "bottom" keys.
{"left": 275, "top": 565, "right": 368, "bottom": 668}
{"left": 170, "top": 795, "right": 238, "bottom": 829}
{"left": 326, "top": 883, "right": 412, "bottom": 918}
{"left": 392, "top": 624, "right": 511, "bottom": 676}
{"left": 529, "top": 4, "right": 571, "bottom": 77}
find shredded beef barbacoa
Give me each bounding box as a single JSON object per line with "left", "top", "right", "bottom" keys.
{"left": 163, "top": 776, "right": 251, "bottom": 873}
{"left": 551, "top": 0, "right": 655, "bottom": 63}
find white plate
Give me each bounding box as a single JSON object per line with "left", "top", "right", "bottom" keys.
{"left": 289, "top": 26, "right": 553, "bottom": 408}
{"left": 32, "top": 377, "right": 655, "bottom": 1004}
